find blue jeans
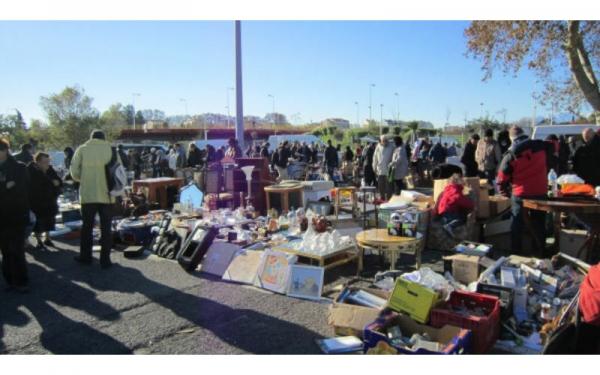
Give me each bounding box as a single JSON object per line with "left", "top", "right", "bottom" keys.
{"left": 511, "top": 195, "right": 547, "bottom": 255}
{"left": 441, "top": 212, "right": 465, "bottom": 230}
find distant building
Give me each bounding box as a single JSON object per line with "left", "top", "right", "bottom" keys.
{"left": 144, "top": 120, "right": 168, "bottom": 130}
{"left": 322, "top": 118, "right": 350, "bottom": 129}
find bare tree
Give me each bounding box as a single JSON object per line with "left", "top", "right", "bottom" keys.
{"left": 465, "top": 21, "right": 600, "bottom": 116}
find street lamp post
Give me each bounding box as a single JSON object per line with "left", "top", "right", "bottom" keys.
{"left": 394, "top": 92, "right": 399, "bottom": 123}
{"left": 369, "top": 83, "right": 376, "bottom": 121}
{"left": 234, "top": 20, "right": 245, "bottom": 149}
{"left": 354, "top": 101, "right": 359, "bottom": 128}
{"left": 268, "top": 94, "right": 275, "bottom": 129}
{"left": 479, "top": 102, "right": 484, "bottom": 135}
{"left": 132, "top": 93, "right": 141, "bottom": 130}
{"left": 380, "top": 104, "right": 384, "bottom": 136}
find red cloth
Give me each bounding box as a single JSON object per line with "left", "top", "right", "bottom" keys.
{"left": 436, "top": 183, "right": 474, "bottom": 216}
{"left": 580, "top": 264, "right": 600, "bottom": 326}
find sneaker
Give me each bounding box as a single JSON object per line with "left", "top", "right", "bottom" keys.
{"left": 442, "top": 223, "right": 456, "bottom": 239}
{"left": 35, "top": 243, "right": 47, "bottom": 251}
{"left": 74, "top": 256, "right": 92, "bottom": 265}
{"left": 43, "top": 239, "right": 55, "bottom": 247}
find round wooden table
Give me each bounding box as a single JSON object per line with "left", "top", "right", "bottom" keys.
{"left": 355, "top": 228, "right": 423, "bottom": 271}
{"left": 523, "top": 198, "right": 600, "bottom": 262}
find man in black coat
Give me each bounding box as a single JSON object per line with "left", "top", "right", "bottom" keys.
{"left": 573, "top": 128, "right": 600, "bottom": 187}
{"left": 13, "top": 143, "right": 34, "bottom": 165}
{"left": 28, "top": 152, "right": 63, "bottom": 250}
{"left": 187, "top": 144, "right": 202, "bottom": 168}
{"left": 260, "top": 143, "right": 270, "bottom": 159}
{"left": 0, "top": 138, "right": 30, "bottom": 293}
{"left": 363, "top": 142, "right": 377, "bottom": 186}
{"left": 273, "top": 142, "right": 291, "bottom": 181}
{"left": 460, "top": 134, "right": 480, "bottom": 177}
{"left": 324, "top": 140, "right": 339, "bottom": 178}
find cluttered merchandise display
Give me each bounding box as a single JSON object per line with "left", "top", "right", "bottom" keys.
{"left": 387, "top": 208, "right": 423, "bottom": 238}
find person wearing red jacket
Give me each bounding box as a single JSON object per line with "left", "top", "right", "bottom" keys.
{"left": 435, "top": 174, "right": 475, "bottom": 238}
{"left": 497, "top": 126, "right": 551, "bottom": 255}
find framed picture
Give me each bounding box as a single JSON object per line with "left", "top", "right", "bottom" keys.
{"left": 222, "top": 249, "right": 264, "bottom": 284}
{"left": 256, "top": 249, "right": 293, "bottom": 294}
{"left": 200, "top": 242, "right": 240, "bottom": 277}
{"left": 287, "top": 265, "right": 324, "bottom": 301}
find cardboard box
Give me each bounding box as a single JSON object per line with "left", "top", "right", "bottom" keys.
{"left": 477, "top": 181, "right": 490, "bottom": 219}
{"left": 559, "top": 229, "right": 588, "bottom": 257}
{"left": 388, "top": 278, "right": 440, "bottom": 323}
{"left": 488, "top": 195, "right": 511, "bottom": 216}
{"left": 328, "top": 287, "right": 391, "bottom": 338}
{"left": 443, "top": 254, "right": 482, "bottom": 284}
{"left": 363, "top": 312, "right": 472, "bottom": 354}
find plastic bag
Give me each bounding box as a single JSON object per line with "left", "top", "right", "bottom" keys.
{"left": 557, "top": 174, "right": 584, "bottom": 185}
{"left": 401, "top": 267, "right": 455, "bottom": 300}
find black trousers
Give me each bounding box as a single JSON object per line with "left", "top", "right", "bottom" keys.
{"left": 0, "top": 226, "right": 28, "bottom": 287}
{"left": 364, "top": 166, "right": 376, "bottom": 187}
{"left": 394, "top": 179, "right": 406, "bottom": 195}
{"left": 511, "top": 195, "right": 547, "bottom": 256}
{"left": 80, "top": 203, "right": 113, "bottom": 264}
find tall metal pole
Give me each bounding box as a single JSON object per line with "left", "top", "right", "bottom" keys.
{"left": 479, "top": 102, "right": 484, "bottom": 136}
{"left": 268, "top": 94, "right": 275, "bottom": 129}
{"left": 235, "top": 21, "right": 245, "bottom": 150}
{"left": 394, "top": 92, "right": 399, "bottom": 123}
{"left": 354, "top": 101, "right": 359, "bottom": 128}
{"left": 380, "top": 104, "right": 384, "bottom": 136}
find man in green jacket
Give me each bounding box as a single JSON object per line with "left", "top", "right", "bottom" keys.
{"left": 70, "top": 130, "right": 115, "bottom": 269}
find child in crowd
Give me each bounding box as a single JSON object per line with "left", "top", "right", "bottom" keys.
{"left": 435, "top": 173, "right": 474, "bottom": 238}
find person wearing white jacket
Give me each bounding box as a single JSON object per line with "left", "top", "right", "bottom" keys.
{"left": 389, "top": 136, "right": 409, "bottom": 195}
{"left": 372, "top": 135, "right": 395, "bottom": 200}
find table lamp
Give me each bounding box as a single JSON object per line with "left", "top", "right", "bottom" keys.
{"left": 241, "top": 165, "right": 255, "bottom": 207}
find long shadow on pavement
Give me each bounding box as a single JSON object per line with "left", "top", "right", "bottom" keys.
{"left": 28, "top": 248, "right": 325, "bottom": 354}
{"left": 0, "top": 257, "right": 129, "bottom": 354}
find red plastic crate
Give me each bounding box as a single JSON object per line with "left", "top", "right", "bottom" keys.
{"left": 429, "top": 290, "right": 500, "bottom": 354}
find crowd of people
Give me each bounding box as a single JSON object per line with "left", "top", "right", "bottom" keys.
{"left": 2, "top": 125, "right": 600, "bottom": 294}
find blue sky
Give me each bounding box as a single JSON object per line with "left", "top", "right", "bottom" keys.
{"left": 0, "top": 21, "right": 545, "bottom": 126}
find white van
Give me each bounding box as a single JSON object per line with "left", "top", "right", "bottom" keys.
{"left": 531, "top": 124, "right": 600, "bottom": 140}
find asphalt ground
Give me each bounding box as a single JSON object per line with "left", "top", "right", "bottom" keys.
{"left": 0, "top": 231, "right": 445, "bottom": 354}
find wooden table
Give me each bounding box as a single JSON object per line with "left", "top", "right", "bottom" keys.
{"left": 132, "top": 177, "right": 184, "bottom": 209}
{"left": 264, "top": 183, "right": 304, "bottom": 214}
{"left": 523, "top": 198, "right": 600, "bottom": 262}
{"left": 355, "top": 228, "right": 424, "bottom": 271}
{"left": 333, "top": 186, "right": 358, "bottom": 220}
{"left": 272, "top": 243, "right": 361, "bottom": 274}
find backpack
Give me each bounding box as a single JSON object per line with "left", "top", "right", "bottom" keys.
{"left": 105, "top": 147, "right": 127, "bottom": 197}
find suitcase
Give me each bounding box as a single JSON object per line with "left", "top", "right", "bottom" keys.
{"left": 177, "top": 225, "right": 218, "bottom": 272}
